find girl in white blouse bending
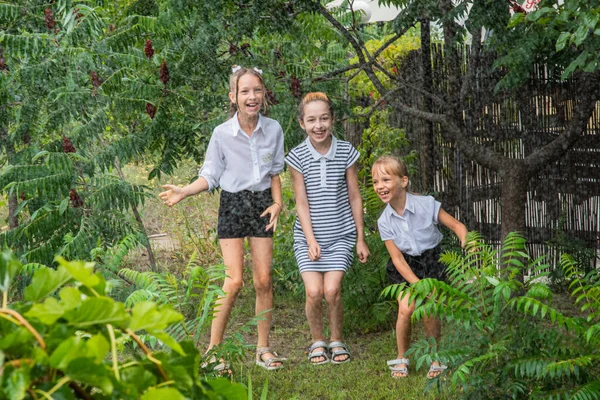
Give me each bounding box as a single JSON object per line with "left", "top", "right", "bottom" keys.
{"left": 286, "top": 92, "right": 369, "bottom": 365}
{"left": 371, "top": 155, "right": 467, "bottom": 379}
{"left": 159, "top": 66, "right": 285, "bottom": 371}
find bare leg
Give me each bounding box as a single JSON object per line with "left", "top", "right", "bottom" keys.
{"left": 323, "top": 271, "right": 348, "bottom": 362}
{"left": 207, "top": 238, "right": 245, "bottom": 350}
{"left": 301, "top": 271, "right": 326, "bottom": 363}
{"left": 394, "top": 292, "right": 415, "bottom": 377}
{"left": 424, "top": 314, "right": 443, "bottom": 377}
{"left": 248, "top": 237, "right": 282, "bottom": 367}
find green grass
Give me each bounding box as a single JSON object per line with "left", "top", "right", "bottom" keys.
{"left": 222, "top": 287, "right": 458, "bottom": 400}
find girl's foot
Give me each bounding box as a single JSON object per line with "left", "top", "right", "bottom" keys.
{"left": 427, "top": 361, "right": 447, "bottom": 379}
{"left": 328, "top": 341, "right": 351, "bottom": 364}
{"left": 308, "top": 341, "right": 330, "bottom": 365}
{"left": 387, "top": 358, "right": 409, "bottom": 378}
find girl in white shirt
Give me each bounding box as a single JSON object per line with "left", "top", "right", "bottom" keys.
{"left": 372, "top": 155, "right": 467, "bottom": 379}
{"left": 159, "top": 66, "right": 285, "bottom": 372}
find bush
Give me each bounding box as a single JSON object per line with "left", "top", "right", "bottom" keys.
{"left": 382, "top": 232, "right": 600, "bottom": 399}
{"left": 0, "top": 249, "right": 247, "bottom": 399}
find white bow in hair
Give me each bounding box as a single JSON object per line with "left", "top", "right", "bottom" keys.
{"left": 232, "top": 65, "right": 242, "bottom": 73}
{"left": 252, "top": 67, "right": 263, "bottom": 75}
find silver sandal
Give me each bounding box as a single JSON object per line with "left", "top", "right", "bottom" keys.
{"left": 387, "top": 358, "right": 410, "bottom": 378}
{"left": 308, "top": 341, "right": 330, "bottom": 365}
{"left": 328, "top": 341, "right": 351, "bottom": 364}
{"left": 256, "top": 347, "right": 286, "bottom": 371}
{"left": 427, "top": 362, "right": 447, "bottom": 379}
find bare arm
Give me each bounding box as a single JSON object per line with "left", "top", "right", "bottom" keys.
{"left": 346, "top": 164, "right": 369, "bottom": 263}
{"left": 385, "top": 240, "right": 420, "bottom": 284}
{"left": 262, "top": 174, "right": 283, "bottom": 232}
{"left": 159, "top": 177, "right": 210, "bottom": 207}
{"left": 438, "top": 208, "right": 468, "bottom": 247}
{"left": 289, "top": 166, "right": 320, "bottom": 261}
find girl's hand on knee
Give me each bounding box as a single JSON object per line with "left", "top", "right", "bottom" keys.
{"left": 307, "top": 241, "right": 321, "bottom": 261}
{"left": 356, "top": 239, "right": 370, "bottom": 263}
{"left": 261, "top": 203, "right": 281, "bottom": 232}
{"left": 159, "top": 185, "right": 186, "bottom": 206}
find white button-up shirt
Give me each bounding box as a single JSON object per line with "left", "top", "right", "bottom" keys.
{"left": 377, "top": 192, "right": 443, "bottom": 256}
{"left": 199, "top": 113, "right": 285, "bottom": 192}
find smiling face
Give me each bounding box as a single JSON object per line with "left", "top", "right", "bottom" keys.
{"left": 229, "top": 73, "right": 264, "bottom": 117}
{"left": 299, "top": 100, "right": 333, "bottom": 149}
{"left": 372, "top": 165, "right": 408, "bottom": 203}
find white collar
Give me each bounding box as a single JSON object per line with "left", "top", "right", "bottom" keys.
{"left": 305, "top": 136, "right": 337, "bottom": 161}
{"left": 231, "top": 112, "right": 263, "bottom": 137}
{"left": 389, "top": 192, "right": 415, "bottom": 218}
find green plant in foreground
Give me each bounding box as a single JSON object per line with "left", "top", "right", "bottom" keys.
{"left": 383, "top": 232, "right": 600, "bottom": 399}
{"left": 0, "top": 249, "right": 246, "bottom": 399}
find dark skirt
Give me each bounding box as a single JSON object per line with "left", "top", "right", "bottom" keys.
{"left": 386, "top": 246, "right": 446, "bottom": 284}
{"left": 217, "top": 189, "right": 274, "bottom": 239}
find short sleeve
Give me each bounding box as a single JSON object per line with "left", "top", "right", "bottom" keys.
{"left": 199, "top": 130, "right": 224, "bottom": 191}
{"left": 270, "top": 123, "right": 285, "bottom": 176}
{"left": 285, "top": 148, "right": 303, "bottom": 174}
{"left": 377, "top": 216, "right": 395, "bottom": 242}
{"left": 432, "top": 198, "right": 442, "bottom": 224}
{"left": 346, "top": 145, "right": 359, "bottom": 169}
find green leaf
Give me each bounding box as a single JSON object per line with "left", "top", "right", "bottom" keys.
{"left": 24, "top": 266, "right": 72, "bottom": 302}
{"left": 84, "top": 334, "right": 110, "bottom": 362}
{"left": 574, "top": 24, "right": 589, "bottom": 46}
{"left": 66, "top": 357, "right": 114, "bottom": 394}
{"left": 152, "top": 332, "right": 184, "bottom": 356}
{"left": 25, "top": 297, "right": 66, "bottom": 325}
{"left": 141, "top": 388, "right": 186, "bottom": 400}
{"left": 206, "top": 378, "right": 248, "bottom": 399}
{"left": 128, "top": 302, "right": 183, "bottom": 332}
{"left": 59, "top": 197, "right": 69, "bottom": 215}
{"left": 0, "top": 249, "right": 22, "bottom": 292}
{"left": 64, "top": 297, "right": 129, "bottom": 328}
{"left": 2, "top": 364, "right": 30, "bottom": 400}
{"left": 555, "top": 32, "right": 571, "bottom": 51}
{"left": 55, "top": 257, "right": 100, "bottom": 288}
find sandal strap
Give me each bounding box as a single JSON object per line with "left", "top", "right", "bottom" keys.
{"left": 390, "top": 366, "right": 409, "bottom": 373}
{"left": 387, "top": 358, "right": 410, "bottom": 367}
{"left": 257, "top": 347, "right": 286, "bottom": 365}
{"left": 309, "top": 341, "right": 329, "bottom": 353}
{"left": 429, "top": 364, "right": 447, "bottom": 372}
{"left": 328, "top": 341, "right": 348, "bottom": 350}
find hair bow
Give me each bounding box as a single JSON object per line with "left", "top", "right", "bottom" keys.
{"left": 232, "top": 65, "right": 242, "bottom": 73}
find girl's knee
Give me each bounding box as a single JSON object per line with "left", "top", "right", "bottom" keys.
{"left": 323, "top": 285, "right": 341, "bottom": 303}
{"left": 223, "top": 278, "right": 244, "bottom": 297}
{"left": 253, "top": 275, "right": 272, "bottom": 294}
{"left": 305, "top": 285, "right": 324, "bottom": 302}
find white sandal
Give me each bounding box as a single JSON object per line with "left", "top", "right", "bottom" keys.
{"left": 387, "top": 358, "right": 410, "bottom": 378}
{"left": 256, "top": 347, "right": 286, "bottom": 371}
{"left": 308, "top": 341, "right": 330, "bottom": 365}
{"left": 427, "top": 362, "right": 447, "bottom": 379}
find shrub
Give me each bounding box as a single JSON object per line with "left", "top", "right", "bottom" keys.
{"left": 0, "top": 249, "right": 247, "bottom": 399}
{"left": 382, "top": 232, "right": 600, "bottom": 399}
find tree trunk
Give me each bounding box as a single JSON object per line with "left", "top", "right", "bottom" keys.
{"left": 500, "top": 163, "right": 530, "bottom": 240}
{"left": 419, "top": 18, "right": 435, "bottom": 193}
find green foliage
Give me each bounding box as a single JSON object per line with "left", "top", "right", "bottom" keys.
{"left": 0, "top": 250, "right": 247, "bottom": 399}
{"left": 382, "top": 232, "right": 600, "bottom": 399}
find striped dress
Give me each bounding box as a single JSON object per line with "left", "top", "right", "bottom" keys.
{"left": 285, "top": 137, "right": 359, "bottom": 273}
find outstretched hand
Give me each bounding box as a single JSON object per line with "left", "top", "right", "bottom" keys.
{"left": 356, "top": 239, "right": 370, "bottom": 263}
{"left": 261, "top": 203, "right": 282, "bottom": 232}
{"left": 159, "top": 185, "right": 186, "bottom": 207}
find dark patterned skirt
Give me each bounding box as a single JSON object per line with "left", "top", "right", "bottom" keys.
{"left": 386, "top": 246, "right": 446, "bottom": 284}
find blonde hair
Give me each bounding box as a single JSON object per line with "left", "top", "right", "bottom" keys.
{"left": 372, "top": 155, "right": 410, "bottom": 191}
{"left": 229, "top": 66, "right": 269, "bottom": 116}
{"left": 297, "top": 92, "right": 334, "bottom": 121}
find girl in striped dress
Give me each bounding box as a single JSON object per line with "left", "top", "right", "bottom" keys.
{"left": 286, "top": 92, "right": 369, "bottom": 365}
